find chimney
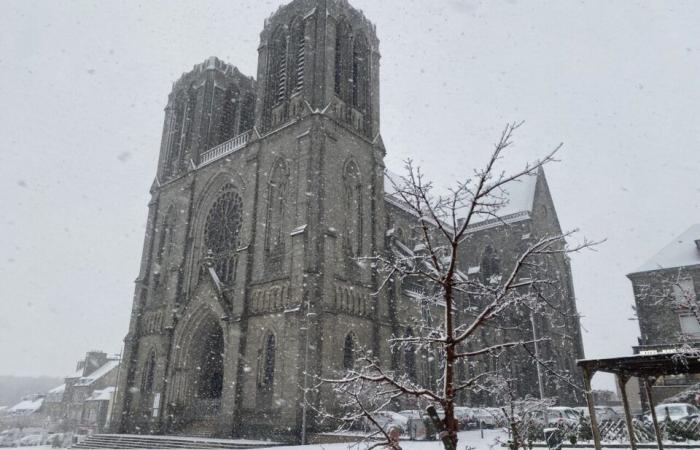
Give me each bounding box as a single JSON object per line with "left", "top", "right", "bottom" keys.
{"left": 695, "top": 239, "right": 700, "bottom": 251}
{"left": 83, "top": 351, "right": 108, "bottom": 377}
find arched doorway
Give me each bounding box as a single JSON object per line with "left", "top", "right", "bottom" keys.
{"left": 170, "top": 310, "right": 226, "bottom": 434}
{"left": 191, "top": 315, "right": 224, "bottom": 414}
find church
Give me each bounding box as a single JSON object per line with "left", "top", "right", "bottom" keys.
{"left": 111, "top": 0, "right": 585, "bottom": 440}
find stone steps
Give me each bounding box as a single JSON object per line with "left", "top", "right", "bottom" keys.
{"left": 73, "top": 434, "right": 278, "bottom": 449}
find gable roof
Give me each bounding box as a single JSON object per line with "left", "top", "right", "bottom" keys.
{"left": 86, "top": 386, "right": 116, "bottom": 402}
{"left": 384, "top": 169, "right": 540, "bottom": 231}
{"left": 631, "top": 224, "right": 700, "bottom": 274}
{"left": 73, "top": 359, "right": 119, "bottom": 387}
{"left": 9, "top": 397, "right": 43, "bottom": 415}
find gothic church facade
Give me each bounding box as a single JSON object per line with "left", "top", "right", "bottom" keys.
{"left": 112, "top": 0, "right": 584, "bottom": 440}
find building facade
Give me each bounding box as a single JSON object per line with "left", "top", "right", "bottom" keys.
{"left": 628, "top": 224, "right": 700, "bottom": 404}
{"left": 111, "top": 0, "right": 584, "bottom": 440}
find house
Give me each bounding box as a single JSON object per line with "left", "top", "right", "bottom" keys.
{"left": 628, "top": 224, "right": 700, "bottom": 404}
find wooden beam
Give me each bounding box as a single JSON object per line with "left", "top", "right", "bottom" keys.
{"left": 582, "top": 366, "right": 602, "bottom": 450}
{"left": 616, "top": 374, "right": 637, "bottom": 450}
{"left": 644, "top": 377, "right": 664, "bottom": 450}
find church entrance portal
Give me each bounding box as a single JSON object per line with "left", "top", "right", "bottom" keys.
{"left": 171, "top": 311, "right": 226, "bottom": 435}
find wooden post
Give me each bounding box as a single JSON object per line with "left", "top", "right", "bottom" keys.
{"left": 644, "top": 377, "right": 664, "bottom": 450}
{"left": 582, "top": 366, "right": 602, "bottom": 450}
{"left": 616, "top": 374, "right": 637, "bottom": 450}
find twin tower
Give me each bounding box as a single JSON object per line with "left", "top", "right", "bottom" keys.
{"left": 113, "top": 0, "right": 396, "bottom": 441}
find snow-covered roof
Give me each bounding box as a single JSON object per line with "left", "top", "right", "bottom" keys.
{"left": 74, "top": 359, "right": 119, "bottom": 387}
{"left": 66, "top": 367, "right": 85, "bottom": 379}
{"left": 632, "top": 224, "right": 700, "bottom": 274}
{"left": 468, "top": 172, "right": 538, "bottom": 229}
{"left": 87, "top": 386, "right": 116, "bottom": 402}
{"left": 48, "top": 384, "right": 65, "bottom": 394}
{"left": 9, "top": 398, "right": 43, "bottom": 415}
{"left": 384, "top": 169, "right": 539, "bottom": 231}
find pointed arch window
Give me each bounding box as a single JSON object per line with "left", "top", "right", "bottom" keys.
{"left": 352, "top": 33, "right": 370, "bottom": 112}
{"left": 240, "top": 93, "right": 255, "bottom": 131}
{"left": 219, "top": 85, "right": 240, "bottom": 143}
{"left": 269, "top": 28, "right": 289, "bottom": 106}
{"left": 260, "top": 333, "right": 276, "bottom": 389}
{"left": 334, "top": 19, "right": 351, "bottom": 102}
{"left": 204, "top": 186, "right": 243, "bottom": 285}
{"left": 290, "top": 18, "right": 305, "bottom": 94}
{"left": 344, "top": 162, "right": 363, "bottom": 257}
{"left": 266, "top": 159, "right": 290, "bottom": 254}
{"left": 404, "top": 328, "right": 417, "bottom": 381}
{"left": 142, "top": 351, "right": 157, "bottom": 395}
{"left": 343, "top": 333, "right": 355, "bottom": 370}
{"left": 166, "top": 88, "right": 196, "bottom": 177}
{"left": 481, "top": 245, "right": 501, "bottom": 285}
{"left": 154, "top": 208, "right": 176, "bottom": 288}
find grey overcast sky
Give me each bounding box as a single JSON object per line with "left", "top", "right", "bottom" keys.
{"left": 1, "top": 0, "right": 699, "bottom": 391}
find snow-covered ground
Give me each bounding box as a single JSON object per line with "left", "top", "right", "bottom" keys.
{"left": 5, "top": 430, "right": 507, "bottom": 450}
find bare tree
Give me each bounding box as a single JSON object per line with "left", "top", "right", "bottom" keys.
{"left": 317, "top": 123, "right": 597, "bottom": 450}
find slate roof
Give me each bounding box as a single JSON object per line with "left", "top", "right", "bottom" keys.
{"left": 631, "top": 224, "right": 700, "bottom": 274}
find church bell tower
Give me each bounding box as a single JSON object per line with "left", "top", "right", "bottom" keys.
{"left": 255, "top": 0, "right": 381, "bottom": 139}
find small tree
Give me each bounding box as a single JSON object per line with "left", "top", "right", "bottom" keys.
{"left": 318, "top": 123, "right": 596, "bottom": 450}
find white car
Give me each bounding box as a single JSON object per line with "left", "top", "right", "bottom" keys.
{"left": 646, "top": 403, "right": 700, "bottom": 422}
{"left": 573, "top": 406, "right": 619, "bottom": 421}
{"left": 18, "top": 434, "right": 43, "bottom": 447}
{"left": 533, "top": 407, "right": 580, "bottom": 427}
{"left": 365, "top": 411, "right": 409, "bottom": 433}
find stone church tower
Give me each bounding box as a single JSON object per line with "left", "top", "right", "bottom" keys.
{"left": 112, "top": 0, "right": 393, "bottom": 439}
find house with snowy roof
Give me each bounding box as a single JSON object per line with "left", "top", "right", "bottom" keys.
{"left": 627, "top": 224, "right": 700, "bottom": 403}
{"left": 43, "top": 351, "right": 119, "bottom": 434}
{"left": 0, "top": 394, "right": 47, "bottom": 430}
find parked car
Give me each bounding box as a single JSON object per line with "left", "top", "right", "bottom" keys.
{"left": 0, "top": 431, "right": 17, "bottom": 448}
{"left": 18, "top": 434, "right": 43, "bottom": 447}
{"left": 532, "top": 407, "right": 580, "bottom": 427}
{"left": 470, "top": 408, "right": 498, "bottom": 428}
{"left": 454, "top": 407, "right": 479, "bottom": 430}
{"left": 573, "top": 405, "right": 620, "bottom": 421}
{"left": 484, "top": 407, "right": 507, "bottom": 426}
{"left": 364, "top": 410, "right": 409, "bottom": 433}
{"left": 645, "top": 403, "right": 700, "bottom": 422}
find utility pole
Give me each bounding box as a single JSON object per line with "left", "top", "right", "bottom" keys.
{"left": 530, "top": 310, "right": 546, "bottom": 399}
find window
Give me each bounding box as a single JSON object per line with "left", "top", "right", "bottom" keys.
{"left": 481, "top": 245, "right": 501, "bottom": 285}
{"left": 269, "top": 28, "right": 288, "bottom": 105}
{"left": 265, "top": 159, "right": 289, "bottom": 253}
{"left": 166, "top": 88, "right": 196, "bottom": 177}
{"left": 673, "top": 279, "right": 697, "bottom": 305}
{"left": 290, "top": 18, "right": 305, "bottom": 94}
{"left": 404, "top": 328, "right": 417, "bottom": 381}
{"left": 334, "top": 19, "right": 350, "bottom": 101}
{"left": 352, "top": 33, "right": 370, "bottom": 111}
{"left": 261, "top": 334, "right": 276, "bottom": 388}
{"left": 679, "top": 313, "right": 700, "bottom": 337}
{"left": 343, "top": 333, "right": 355, "bottom": 370}
{"left": 142, "top": 352, "right": 156, "bottom": 395}
{"left": 343, "top": 162, "right": 362, "bottom": 257}
{"left": 218, "top": 85, "right": 240, "bottom": 143}
{"left": 204, "top": 186, "right": 243, "bottom": 284}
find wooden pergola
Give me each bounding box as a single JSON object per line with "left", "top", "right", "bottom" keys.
{"left": 578, "top": 352, "right": 700, "bottom": 450}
